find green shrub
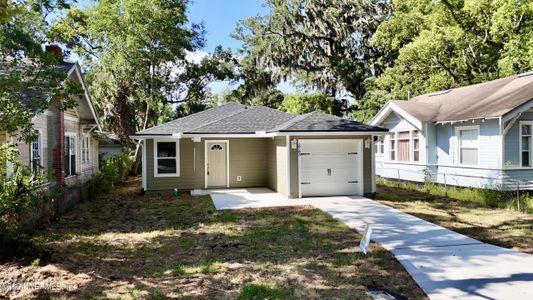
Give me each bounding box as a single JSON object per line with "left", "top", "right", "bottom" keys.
{"left": 87, "top": 153, "right": 134, "bottom": 194}
{"left": 0, "top": 143, "right": 44, "bottom": 228}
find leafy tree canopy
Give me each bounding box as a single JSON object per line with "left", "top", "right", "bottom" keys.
{"left": 280, "top": 93, "right": 345, "bottom": 116}
{"left": 354, "top": 0, "right": 533, "bottom": 121}
{"left": 1, "top": 0, "right": 79, "bottom": 142}
{"left": 234, "top": 0, "right": 391, "bottom": 100}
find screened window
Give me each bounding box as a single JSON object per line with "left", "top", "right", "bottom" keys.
{"left": 521, "top": 123, "right": 532, "bottom": 167}
{"left": 30, "top": 132, "right": 42, "bottom": 173}
{"left": 155, "top": 141, "right": 179, "bottom": 176}
{"left": 82, "top": 134, "right": 90, "bottom": 163}
{"left": 457, "top": 127, "right": 479, "bottom": 165}
{"left": 64, "top": 135, "right": 76, "bottom": 177}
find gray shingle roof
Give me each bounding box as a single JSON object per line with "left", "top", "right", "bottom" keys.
{"left": 271, "top": 111, "right": 388, "bottom": 132}
{"left": 134, "top": 103, "right": 387, "bottom": 135}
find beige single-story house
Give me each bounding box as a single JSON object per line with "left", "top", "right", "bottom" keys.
{"left": 132, "top": 103, "right": 388, "bottom": 198}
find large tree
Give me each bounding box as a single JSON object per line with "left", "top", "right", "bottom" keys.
{"left": 234, "top": 0, "right": 391, "bottom": 100}
{"left": 355, "top": 0, "right": 533, "bottom": 120}
{"left": 1, "top": 0, "right": 78, "bottom": 142}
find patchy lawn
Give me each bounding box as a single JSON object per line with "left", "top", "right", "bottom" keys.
{"left": 0, "top": 178, "right": 426, "bottom": 299}
{"left": 376, "top": 184, "right": 533, "bottom": 254}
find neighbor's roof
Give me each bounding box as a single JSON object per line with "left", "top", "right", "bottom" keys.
{"left": 390, "top": 72, "right": 533, "bottom": 122}
{"left": 134, "top": 103, "right": 387, "bottom": 136}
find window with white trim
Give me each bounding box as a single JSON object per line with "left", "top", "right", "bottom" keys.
{"left": 374, "top": 137, "right": 384, "bottom": 155}
{"left": 389, "top": 130, "right": 420, "bottom": 162}
{"left": 390, "top": 134, "right": 396, "bottom": 160}
{"left": 82, "top": 134, "right": 91, "bottom": 163}
{"left": 155, "top": 141, "right": 179, "bottom": 176}
{"left": 30, "top": 132, "right": 42, "bottom": 173}
{"left": 521, "top": 122, "right": 532, "bottom": 167}
{"left": 457, "top": 126, "right": 479, "bottom": 165}
{"left": 64, "top": 134, "right": 76, "bottom": 177}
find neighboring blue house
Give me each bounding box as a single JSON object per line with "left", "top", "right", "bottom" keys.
{"left": 370, "top": 72, "right": 533, "bottom": 190}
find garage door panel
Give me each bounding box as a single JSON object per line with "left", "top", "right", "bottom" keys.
{"left": 301, "top": 182, "right": 359, "bottom": 197}
{"left": 299, "top": 139, "right": 363, "bottom": 197}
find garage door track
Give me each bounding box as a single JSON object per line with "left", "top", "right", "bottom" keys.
{"left": 211, "top": 189, "right": 533, "bottom": 300}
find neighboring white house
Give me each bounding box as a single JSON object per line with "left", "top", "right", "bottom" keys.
{"left": 371, "top": 72, "right": 533, "bottom": 190}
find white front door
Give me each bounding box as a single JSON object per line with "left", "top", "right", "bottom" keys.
{"left": 299, "top": 139, "right": 363, "bottom": 197}
{"left": 206, "top": 141, "right": 227, "bottom": 187}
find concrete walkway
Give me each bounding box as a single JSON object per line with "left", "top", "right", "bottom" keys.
{"left": 211, "top": 189, "right": 533, "bottom": 300}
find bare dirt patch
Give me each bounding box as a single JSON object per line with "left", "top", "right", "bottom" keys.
{"left": 0, "top": 178, "right": 426, "bottom": 299}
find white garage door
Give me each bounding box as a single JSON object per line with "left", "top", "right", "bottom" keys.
{"left": 299, "top": 139, "right": 363, "bottom": 197}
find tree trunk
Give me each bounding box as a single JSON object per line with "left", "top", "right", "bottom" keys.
{"left": 131, "top": 102, "right": 150, "bottom": 175}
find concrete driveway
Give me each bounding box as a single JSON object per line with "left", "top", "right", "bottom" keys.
{"left": 210, "top": 188, "right": 533, "bottom": 300}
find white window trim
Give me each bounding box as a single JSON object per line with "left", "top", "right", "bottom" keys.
{"left": 204, "top": 140, "right": 229, "bottom": 188}
{"left": 375, "top": 136, "right": 384, "bottom": 157}
{"left": 81, "top": 133, "right": 91, "bottom": 164}
{"left": 30, "top": 130, "right": 43, "bottom": 172}
{"left": 519, "top": 121, "right": 533, "bottom": 168}
{"left": 455, "top": 125, "right": 480, "bottom": 166}
{"left": 65, "top": 132, "right": 77, "bottom": 177}
{"left": 154, "top": 139, "right": 180, "bottom": 178}
{"left": 388, "top": 130, "right": 420, "bottom": 162}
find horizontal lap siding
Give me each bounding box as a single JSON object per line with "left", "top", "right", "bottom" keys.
{"left": 505, "top": 112, "right": 533, "bottom": 167}
{"left": 145, "top": 139, "right": 195, "bottom": 191}
{"left": 267, "top": 137, "right": 287, "bottom": 195}
{"left": 227, "top": 138, "right": 269, "bottom": 187}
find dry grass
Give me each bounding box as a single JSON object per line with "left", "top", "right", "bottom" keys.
{"left": 376, "top": 184, "right": 533, "bottom": 254}
{"left": 0, "top": 178, "right": 426, "bottom": 299}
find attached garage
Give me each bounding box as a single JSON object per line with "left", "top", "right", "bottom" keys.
{"left": 299, "top": 139, "right": 363, "bottom": 197}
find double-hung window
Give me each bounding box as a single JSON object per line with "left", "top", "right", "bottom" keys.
{"left": 64, "top": 134, "right": 76, "bottom": 177}
{"left": 521, "top": 122, "right": 532, "bottom": 167}
{"left": 30, "top": 132, "right": 42, "bottom": 173}
{"left": 457, "top": 126, "right": 479, "bottom": 165}
{"left": 154, "top": 140, "right": 180, "bottom": 177}
{"left": 82, "top": 134, "right": 90, "bottom": 163}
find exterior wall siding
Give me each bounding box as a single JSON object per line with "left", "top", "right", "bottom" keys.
{"left": 375, "top": 113, "right": 520, "bottom": 189}
{"left": 504, "top": 112, "right": 533, "bottom": 166}
{"left": 145, "top": 138, "right": 195, "bottom": 191}
{"left": 145, "top": 138, "right": 269, "bottom": 191}
{"left": 267, "top": 137, "right": 288, "bottom": 196}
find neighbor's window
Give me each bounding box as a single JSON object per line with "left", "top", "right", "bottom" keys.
{"left": 412, "top": 131, "right": 420, "bottom": 162}
{"left": 374, "top": 137, "right": 384, "bottom": 155}
{"left": 397, "top": 131, "right": 411, "bottom": 161}
{"left": 82, "top": 134, "right": 90, "bottom": 163}
{"left": 390, "top": 134, "right": 396, "bottom": 160}
{"left": 389, "top": 130, "right": 420, "bottom": 162}
{"left": 155, "top": 141, "right": 179, "bottom": 176}
{"left": 64, "top": 135, "right": 76, "bottom": 177}
{"left": 457, "top": 127, "right": 479, "bottom": 165}
{"left": 30, "top": 132, "right": 42, "bottom": 172}
{"left": 521, "top": 123, "right": 532, "bottom": 167}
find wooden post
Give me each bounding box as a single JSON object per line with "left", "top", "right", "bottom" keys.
{"left": 443, "top": 173, "right": 448, "bottom": 197}
{"left": 397, "top": 169, "right": 400, "bottom": 187}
